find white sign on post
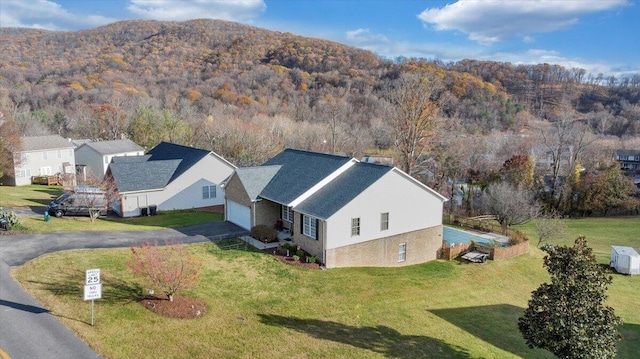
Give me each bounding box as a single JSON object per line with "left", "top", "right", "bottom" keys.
{"left": 84, "top": 283, "right": 102, "bottom": 301}
{"left": 86, "top": 268, "right": 100, "bottom": 285}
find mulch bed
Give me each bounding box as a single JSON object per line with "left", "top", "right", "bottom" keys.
{"left": 139, "top": 294, "right": 207, "bottom": 319}
{"left": 264, "top": 249, "right": 324, "bottom": 270}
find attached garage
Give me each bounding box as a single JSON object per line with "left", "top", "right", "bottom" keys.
{"left": 226, "top": 199, "right": 251, "bottom": 230}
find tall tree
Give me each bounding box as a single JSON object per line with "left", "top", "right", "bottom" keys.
{"left": 0, "top": 111, "right": 22, "bottom": 180}
{"left": 518, "top": 236, "right": 622, "bottom": 359}
{"left": 480, "top": 182, "right": 538, "bottom": 233}
{"left": 500, "top": 155, "right": 534, "bottom": 189}
{"left": 386, "top": 72, "right": 441, "bottom": 176}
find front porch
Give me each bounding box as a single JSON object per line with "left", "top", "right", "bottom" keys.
{"left": 239, "top": 229, "right": 293, "bottom": 251}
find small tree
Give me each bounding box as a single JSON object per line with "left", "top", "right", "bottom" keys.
{"left": 75, "top": 174, "right": 118, "bottom": 223}
{"left": 534, "top": 210, "right": 567, "bottom": 247}
{"left": 480, "top": 182, "right": 538, "bottom": 233}
{"left": 127, "top": 241, "right": 202, "bottom": 302}
{"left": 518, "top": 236, "right": 622, "bottom": 358}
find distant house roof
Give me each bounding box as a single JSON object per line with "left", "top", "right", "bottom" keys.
{"left": 233, "top": 166, "right": 281, "bottom": 201}
{"left": 20, "top": 135, "right": 73, "bottom": 152}
{"left": 295, "top": 162, "right": 393, "bottom": 219}
{"left": 259, "top": 149, "right": 353, "bottom": 205}
{"left": 111, "top": 155, "right": 152, "bottom": 163}
{"left": 615, "top": 149, "right": 640, "bottom": 157}
{"left": 81, "top": 139, "right": 144, "bottom": 155}
{"left": 109, "top": 159, "right": 181, "bottom": 192}
{"left": 146, "top": 142, "right": 221, "bottom": 184}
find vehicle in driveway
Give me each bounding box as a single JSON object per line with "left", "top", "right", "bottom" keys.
{"left": 46, "top": 187, "right": 108, "bottom": 218}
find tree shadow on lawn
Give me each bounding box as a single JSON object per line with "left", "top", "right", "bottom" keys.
{"left": 430, "top": 304, "right": 553, "bottom": 359}
{"left": 26, "top": 269, "right": 144, "bottom": 306}
{"left": 618, "top": 322, "right": 640, "bottom": 359}
{"left": 258, "top": 314, "right": 472, "bottom": 358}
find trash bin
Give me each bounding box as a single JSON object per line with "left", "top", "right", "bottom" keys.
{"left": 149, "top": 205, "right": 157, "bottom": 216}
{"left": 140, "top": 207, "right": 148, "bottom": 216}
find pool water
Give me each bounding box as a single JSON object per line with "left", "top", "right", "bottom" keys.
{"left": 443, "top": 226, "right": 506, "bottom": 247}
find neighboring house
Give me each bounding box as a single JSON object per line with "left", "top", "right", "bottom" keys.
{"left": 5, "top": 135, "right": 75, "bottom": 186}
{"left": 74, "top": 139, "right": 145, "bottom": 179}
{"left": 531, "top": 145, "right": 574, "bottom": 173}
{"left": 224, "top": 149, "right": 447, "bottom": 269}
{"left": 107, "top": 142, "right": 236, "bottom": 217}
{"left": 614, "top": 149, "right": 640, "bottom": 173}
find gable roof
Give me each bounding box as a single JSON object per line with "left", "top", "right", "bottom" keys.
{"left": 109, "top": 160, "right": 181, "bottom": 192}
{"left": 109, "top": 142, "right": 234, "bottom": 193}
{"left": 259, "top": 149, "right": 352, "bottom": 205}
{"left": 295, "top": 162, "right": 393, "bottom": 219}
{"left": 21, "top": 135, "right": 73, "bottom": 152}
{"left": 234, "top": 166, "right": 281, "bottom": 201}
{"left": 81, "top": 139, "right": 144, "bottom": 155}
{"left": 615, "top": 149, "right": 640, "bottom": 158}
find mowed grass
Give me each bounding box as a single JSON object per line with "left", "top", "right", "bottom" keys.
{"left": 0, "top": 184, "right": 63, "bottom": 207}
{"left": 12, "top": 218, "right": 640, "bottom": 359}
{"left": 0, "top": 184, "right": 222, "bottom": 232}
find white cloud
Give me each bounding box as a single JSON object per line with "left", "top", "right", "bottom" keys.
{"left": 346, "top": 28, "right": 389, "bottom": 44}
{"left": 0, "top": 0, "right": 115, "bottom": 30}
{"left": 127, "top": 0, "right": 266, "bottom": 22}
{"left": 418, "top": 0, "right": 627, "bottom": 45}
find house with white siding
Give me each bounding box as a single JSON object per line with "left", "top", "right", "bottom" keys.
{"left": 107, "top": 142, "right": 235, "bottom": 217}
{"left": 224, "top": 149, "right": 447, "bottom": 268}
{"left": 74, "top": 139, "right": 144, "bottom": 179}
{"left": 4, "top": 135, "right": 75, "bottom": 186}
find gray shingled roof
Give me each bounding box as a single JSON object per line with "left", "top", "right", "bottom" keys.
{"left": 295, "top": 162, "right": 393, "bottom": 219}
{"left": 234, "top": 166, "right": 281, "bottom": 201}
{"left": 111, "top": 155, "right": 152, "bottom": 163}
{"left": 616, "top": 149, "right": 640, "bottom": 157}
{"left": 146, "top": 142, "right": 212, "bottom": 183}
{"left": 259, "top": 149, "right": 352, "bottom": 205}
{"left": 84, "top": 139, "right": 144, "bottom": 155}
{"left": 21, "top": 135, "right": 73, "bottom": 151}
{"left": 109, "top": 159, "right": 181, "bottom": 192}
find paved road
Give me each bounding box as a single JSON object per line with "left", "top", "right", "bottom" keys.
{"left": 0, "top": 221, "right": 248, "bottom": 359}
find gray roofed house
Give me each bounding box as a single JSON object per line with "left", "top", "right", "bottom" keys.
{"left": 5, "top": 135, "right": 76, "bottom": 186}
{"left": 615, "top": 149, "right": 640, "bottom": 173}
{"left": 224, "top": 148, "right": 447, "bottom": 269}
{"left": 75, "top": 139, "right": 145, "bottom": 177}
{"left": 106, "top": 142, "right": 236, "bottom": 217}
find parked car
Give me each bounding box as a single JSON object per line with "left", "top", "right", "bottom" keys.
{"left": 46, "top": 188, "right": 107, "bottom": 218}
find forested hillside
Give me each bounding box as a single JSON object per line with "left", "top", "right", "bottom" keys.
{"left": 1, "top": 19, "right": 639, "bottom": 173}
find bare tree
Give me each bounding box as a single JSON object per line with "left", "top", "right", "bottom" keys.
{"left": 481, "top": 182, "right": 539, "bottom": 233}
{"left": 534, "top": 210, "right": 568, "bottom": 247}
{"left": 385, "top": 72, "right": 442, "bottom": 176}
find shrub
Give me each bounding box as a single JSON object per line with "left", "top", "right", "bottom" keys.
{"left": 292, "top": 255, "right": 300, "bottom": 262}
{"left": 251, "top": 225, "right": 277, "bottom": 243}
{"left": 307, "top": 256, "right": 317, "bottom": 264}
{"left": 509, "top": 230, "right": 529, "bottom": 245}
{"left": 296, "top": 248, "right": 304, "bottom": 258}
{"left": 282, "top": 242, "right": 291, "bottom": 250}
{"left": 0, "top": 209, "right": 20, "bottom": 227}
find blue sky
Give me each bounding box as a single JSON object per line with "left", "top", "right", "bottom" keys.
{"left": 1, "top": 0, "right": 638, "bottom": 77}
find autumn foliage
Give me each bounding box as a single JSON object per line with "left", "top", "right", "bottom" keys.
{"left": 127, "top": 241, "right": 202, "bottom": 302}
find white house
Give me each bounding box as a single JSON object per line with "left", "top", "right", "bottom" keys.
{"left": 224, "top": 149, "right": 447, "bottom": 268}
{"left": 5, "top": 135, "right": 75, "bottom": 186}
{"left": 74, "top": 139, "right": 144, "bottom": 179}
{"left": 107, "top": 142, "right": 236, "bottom": 217}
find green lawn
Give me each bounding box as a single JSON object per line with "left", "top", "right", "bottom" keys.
{"left": 11, "top": 218, "right": 640, "bottom": 359}
{"left": 0, "top": 185, "right": 222, "bottom": 232}
{"left": 0, "top": 184, "right": 64, "bottom": 207}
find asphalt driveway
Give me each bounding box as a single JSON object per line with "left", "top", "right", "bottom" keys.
{"left": 0, "top": 220, "right": 248, "bottom": 359}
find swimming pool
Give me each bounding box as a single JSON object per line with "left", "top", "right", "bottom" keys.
{"left": 443, "top": 226, "right": 507, "bottom": 247}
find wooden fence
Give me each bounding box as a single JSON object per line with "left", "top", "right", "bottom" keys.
{"left": 443, "top": 212, "right": 522, "bottom": 237}
{"left": 31, "top": 175, "right": 60, "bottom": 186}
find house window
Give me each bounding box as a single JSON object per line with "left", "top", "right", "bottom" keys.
{"left": 42, "top": 151, "right": 48, "bottom": 160}
{"left": 202, "top": 185, "right": 216, "bottom": 199}
{"left": 351, "top": 217, "right": 360, "bottom": 236}
{"left": 398, "top": 243, "right": 407, "bottom": 262}
{"left": 17, "top": 169, "right": 30, "bottom": 178}
{"left": 303, "top": 215, "right": 317, "bottom": 239}
{"left": 104, "top": 156, "right": 109, "bottom": 164}
{"left": 69, "top": 149, "right": 73, "bottom": 157}
{"left": 381, "top": 212, "right": 389, "bottom": 231}
{"left": 40, "top": 167, "right": 52, "bottom": 176}
{"left": 281, "top": 205, "right": 294, "bottom": 222}
{"left": 57, "top": 150, "right": 62, "bottom": 159}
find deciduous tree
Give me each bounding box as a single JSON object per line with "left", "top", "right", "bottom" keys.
{"left": 534, "top": 210, "right": 567, "bottom": 247}
{"left": 127, "top": 241, "right": 202, "bottom": 302}
{"left": 480, "top": 182, "right": 538, "bottom": 233}
{"left": 518, "top": 236, "right": 622, "bottom": 358}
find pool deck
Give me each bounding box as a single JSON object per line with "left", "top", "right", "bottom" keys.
{"left": 443, "top": 226, "right": 510, "bottom": 246}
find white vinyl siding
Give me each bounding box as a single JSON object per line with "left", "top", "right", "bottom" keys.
{"left": 398, "top": 243, "right": 406, "bottom": 262}
{"left": 42, "top": 151, "right": 48, "bottom": 160}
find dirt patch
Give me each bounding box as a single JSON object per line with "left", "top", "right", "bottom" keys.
{"left": 139, "top": 295, "right": 207, "bottom": 319}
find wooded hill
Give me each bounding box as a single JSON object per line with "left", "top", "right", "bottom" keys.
{"left": 1, "top": 19, "right": 639, "bottom": 166}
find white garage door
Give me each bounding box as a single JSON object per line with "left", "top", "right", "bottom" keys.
{"left": 226, "top": 200, "right": 250, "bottom": 230}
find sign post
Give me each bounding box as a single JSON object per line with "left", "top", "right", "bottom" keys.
{"left": 84, "top": 269, "right": 101, "bottom": 326}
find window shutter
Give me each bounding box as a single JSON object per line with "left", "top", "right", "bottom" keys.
{"left": 315, "top": 219, "right": 319, "bottom": 240}
{"left": 300, "top": 214, "right": 303, "bottom": 234}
